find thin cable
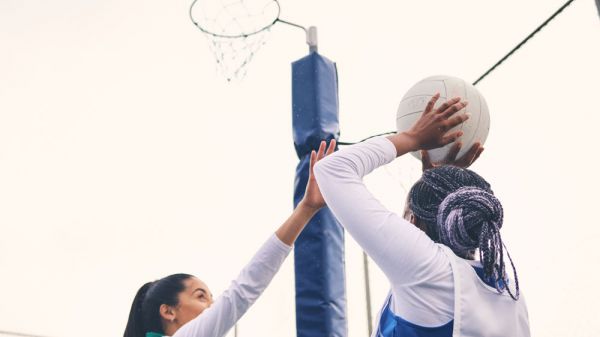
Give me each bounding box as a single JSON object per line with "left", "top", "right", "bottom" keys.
{"left": 473, "top": 0, "right": 576, "bottom": 85}
{"left": 337, "top": 131, "right": 396, "bottom": 146}
{"left": 0, "top": 330, "right": 54, "bottom": 337}
{"left": 338, "top": 0, "right": 576, "bottom": 145}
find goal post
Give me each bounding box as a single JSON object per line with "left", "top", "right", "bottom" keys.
{"left": 292, "top": 51, "right": 347, "bottom": 337}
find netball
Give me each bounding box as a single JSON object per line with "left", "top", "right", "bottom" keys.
{"left": 396, "top": 75, "right": 490, "bottom": 163}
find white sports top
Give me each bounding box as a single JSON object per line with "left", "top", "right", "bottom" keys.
{"left": 314, "top": 137, "right": 530, "bottom": 337}
{"left": 172, "top": 234, "right": 291, "bottom": 337}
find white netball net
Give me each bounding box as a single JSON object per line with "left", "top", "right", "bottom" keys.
{"left": 190, "top": 0, "right": 280, "bottom": 81}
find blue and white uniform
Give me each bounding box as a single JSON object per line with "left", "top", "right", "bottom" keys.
{"left": 314, "top": 137, "right": 530, "bottom": 337}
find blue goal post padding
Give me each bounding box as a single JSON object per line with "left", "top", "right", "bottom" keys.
{"left": 292, "top": 51, "right": 347, "bottom": 337}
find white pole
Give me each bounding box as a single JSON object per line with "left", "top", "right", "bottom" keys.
{"left": 307, "top": 26, "right": 318, "bottom": 52}
{"left": 363, "top": 251, "right": 373, "bottom": 336}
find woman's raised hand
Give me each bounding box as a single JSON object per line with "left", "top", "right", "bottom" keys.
{"left": 276, "top": 139, "right": 337, "bottom": 246}
{"left": 300, "top": 139, "right": 337, "bottom": 211}
{"left": 421, "top": 142, "right": 484, "bottom": 171}
{"left": 405, "top": 93, "right": 470, "bottom": 151}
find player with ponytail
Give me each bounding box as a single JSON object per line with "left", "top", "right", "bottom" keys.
{"left": 123, "top": 140, "right": 336, "bottom": 337}
{"left": 314, "top": 94, "right": 530, "bottom": 337}
{"left": 124, "top": 274, "right": 194, "bottom": 337}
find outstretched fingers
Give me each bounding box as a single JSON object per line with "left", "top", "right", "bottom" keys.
{"left": 440, "top": 100, "right": 468, "bottom": 119}
{"left": 473, "top": 146, "right": 484, "bottom": 162}
{"left": 310, "top": 139, "right": 336, "bottom": 181}
{"left": 316, "top": 140, "right": 326, "bottom": 160}
{"left": 309, "top": 150, "right": 317, "bottom": 177}
{"left": 456, "top": 143, "right": 483, "bottom": 167}
{"left": 312, "top": 139, "right": 336, "bottom": 173}
{"left": 438, "top": 111, "right": 469, "bottom": 145}
{"left": 446, "top": 112, "right": 470, "bottom": 130}
{"left": 463, "top": 143, "right": 484, "bottom": 166}
{"left": 435, "top": 97, "right": 461, "bottom": 115}
{"left": 424, "top": 93, "right": 441, "bottom": 114}
{"left": 325, "top": 139, "right": 337, "bottom": 156}
{"left": 421, "top": 150, "right": 434, "bottom": 171}
{"left": 441, "top": 131, "right": 464, "bottom": 146}
{"left": 445, "top": 141, "right": 462, "bottom": 162}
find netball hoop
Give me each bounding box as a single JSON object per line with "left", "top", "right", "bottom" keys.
{"left": 189, "top": 0, "right": 318, "bottom": 81}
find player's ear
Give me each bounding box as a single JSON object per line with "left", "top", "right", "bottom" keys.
{"left": 412, "top": 214, "right": 429, "bottom": 233}
{"left": 408, "top": 212, "right": 423, "bottom": 228}
{"left": 159, "top": 303, "right": 177, "bottom": 323}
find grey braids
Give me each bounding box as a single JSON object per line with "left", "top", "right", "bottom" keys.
{"left": 409, "top": 166, "right": 491, "bottom": 226}
{"left": 437, "top": 187, "right": 503, "bottom": 254}
{"left": 409, "top": 166, "right": 520, "bottom": 300}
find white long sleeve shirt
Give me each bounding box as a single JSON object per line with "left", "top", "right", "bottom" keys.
{"left": 172, "top": 234, "right": 291, "bottom": 337}
{"left": 313, "top": 137, "right": 529, "bottom": 336}
{"left": 314, "top": 137, "right": 455, "bottom": 326}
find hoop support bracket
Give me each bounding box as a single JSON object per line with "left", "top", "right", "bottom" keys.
{"left": 277, "top": 19, "right": 318, "bottom": 53}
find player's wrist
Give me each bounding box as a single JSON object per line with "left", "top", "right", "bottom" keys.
{"left": 297, "top": 199, "right": 322, "bottom": 214}
{"left": 402, "top": 131, "right": 422, "bottom": 151}
{"left": 387, "top": 132, "right": 421, "bottom": 156}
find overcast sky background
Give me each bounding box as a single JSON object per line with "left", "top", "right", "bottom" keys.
{"left": 1, "top": 0, "right": 599, "bottom": 336}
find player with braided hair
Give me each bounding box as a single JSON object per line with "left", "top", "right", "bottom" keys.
{"left": 314, "top": 93, "right": 530, "bottom": 337}
{"left": 410, "top": 165, "right": 519, "bottom": 299}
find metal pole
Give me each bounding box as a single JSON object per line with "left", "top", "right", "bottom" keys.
{"left": 363, "top": 251, "right": 373, "bottom": 336}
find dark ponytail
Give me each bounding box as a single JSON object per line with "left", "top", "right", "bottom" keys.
{"left": 409, "top": 166, "right": 520, "bottom": 300}
{"left": 124, "top": 282, "right": 154, "bottom": 337}
{"left": 123, "top": 274, "right": 194, "bottom": 337}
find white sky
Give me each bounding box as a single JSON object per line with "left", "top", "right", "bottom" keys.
{"left": 1, "top": 0, "right": 599, "bottom": 337}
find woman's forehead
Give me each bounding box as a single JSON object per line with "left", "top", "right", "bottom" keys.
{"left": 185, "top": 277, "right": 210, "bottom": 293}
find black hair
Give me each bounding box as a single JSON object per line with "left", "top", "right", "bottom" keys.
{"left": 408, "top": 166, "right": 519, "bottom": 300}
{"left": 123, "top": 273, "right": 194, "bottom": 337}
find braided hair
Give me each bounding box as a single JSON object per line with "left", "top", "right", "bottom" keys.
{"left": 123, "top": 273, "right": 194, "bottom": 337}
{"left": 408, "top": 166, "right": 519, "bottom": 300}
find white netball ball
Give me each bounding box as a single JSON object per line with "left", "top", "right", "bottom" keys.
{"left": 396, "top": 75, "right": 490, "bottom": 163}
